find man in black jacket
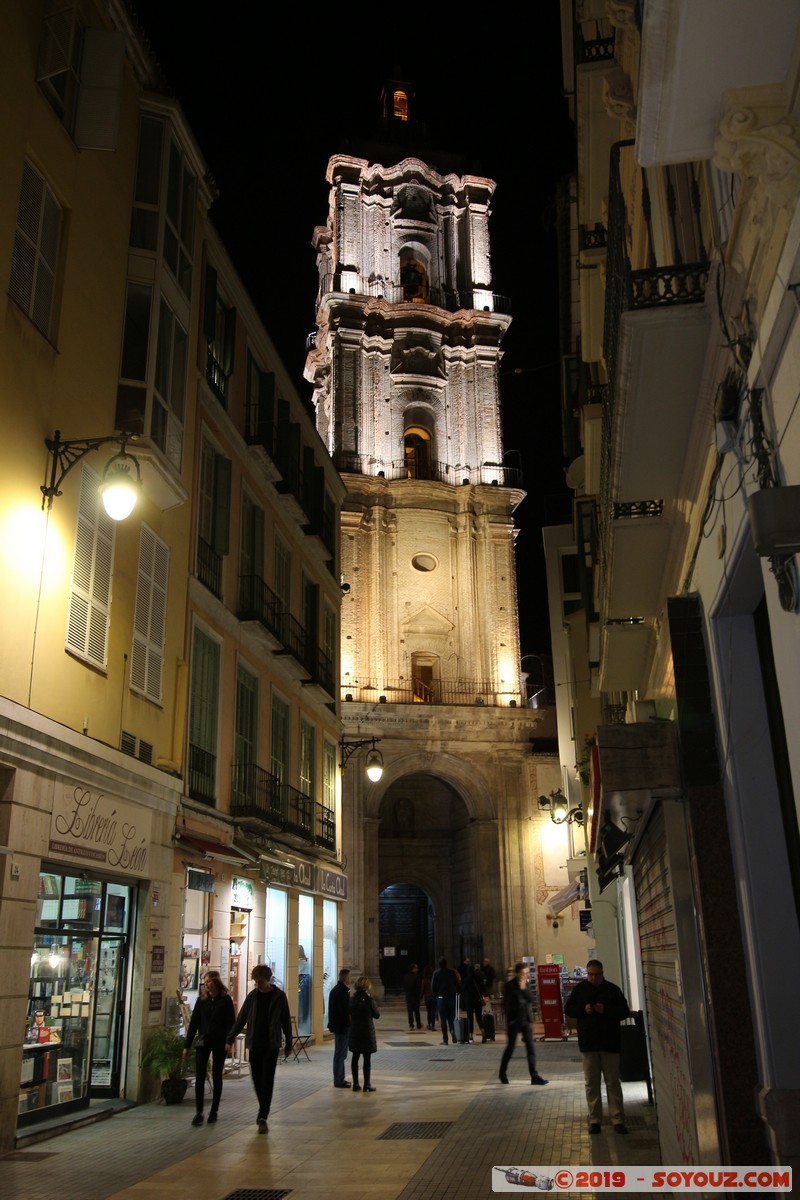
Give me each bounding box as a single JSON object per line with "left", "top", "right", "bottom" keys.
{"left": 327, "top": 968, "right": 351, "bottom": 1087}
{"left": 226, "top": 964, "right": 292, "bottom": 1134}
{"left": 498, "top": 963, "right": 548, "bottom": 1085}
{"left": 564, "top": 959, "right": 630, "bottom": 1133}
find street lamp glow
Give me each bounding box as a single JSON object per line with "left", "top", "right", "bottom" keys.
{"left": 99, "top": 460, "right": 140, "bottom": 520}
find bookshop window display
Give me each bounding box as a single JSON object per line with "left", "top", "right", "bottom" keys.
{"left": 21, "top": 868, "right": 133, "bottom": 1125}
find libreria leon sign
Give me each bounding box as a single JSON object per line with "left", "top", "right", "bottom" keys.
{"left": 49, "top": 781, "right": 152, "bottom": 877}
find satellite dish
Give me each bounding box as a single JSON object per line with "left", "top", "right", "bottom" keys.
{"left": 565, "top": 455, "right": 585, "bottom": 489}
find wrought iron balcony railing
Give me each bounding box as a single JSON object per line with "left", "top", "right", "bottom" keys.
{"left": 238, "top": 575, "right": 335, "bottom": 698}
{"left": 332, "top": 451, "right": 522, "bottom": 489}
{"left": 232, "top": 762, "right": 336, "bottom": 851}
{"left": 341, "top": 678, "right": 524, "bottom": 707}
{"left": 188, "top": 743, "right": 216, "bottom": 804}
{"left": 196, "top": 536, "right": 223, "bottom": 598}
{"left": 319, "top": 273, "right": 511, "bottom": 315}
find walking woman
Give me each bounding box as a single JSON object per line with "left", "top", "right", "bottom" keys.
{"left": 349, "top": 974, "right": 380, "bottom": 1092}
{"left": 183, "top": 972, "right": 236, "bottom": 1125}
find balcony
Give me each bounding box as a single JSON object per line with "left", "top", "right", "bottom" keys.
{"left": 232, "top": 763, "right": 336, "bottom": 851}
{"left": 341, "top": 678, "right": 524, "bottom": 708}
{"left": 332, "top": 452, "right": 522, "bottom": 489}
{"left": 188, "top": 744, "right": 216, "bottom": 804}
{"left": 637, "top": 1, "right": 800, "bottom": 166}
{"left": 238, "top": 576, "right": 336, "bottom": 699}
{"left": 318, "top": 273, "right": 511, "bottom": 315}
{"left": 197, "top": 537, "right": 223, "bottom": 598}
{"left": 598, "top": 142, "right": 713, "bottom": 692}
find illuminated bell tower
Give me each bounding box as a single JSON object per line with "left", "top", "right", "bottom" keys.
{"left": 305, "top": 85, "right": 541, "bottom": 982}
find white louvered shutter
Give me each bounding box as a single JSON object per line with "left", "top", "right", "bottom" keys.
{"left": 131, "top": 524, "right": 169, "bottom": 702}
{"left": 66, "top": 465, "right": 114, "bottom": 667}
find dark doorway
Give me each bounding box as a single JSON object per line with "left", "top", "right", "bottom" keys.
{"left": 378, "top": 883, "right": 433, "bottom": 992}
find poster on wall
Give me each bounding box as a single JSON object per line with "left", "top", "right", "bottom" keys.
{"left": 180, "top": 958, "right": 198, "bottom": 991}
{"left": 231, "top": 877, "right": 254, "bottom": 909}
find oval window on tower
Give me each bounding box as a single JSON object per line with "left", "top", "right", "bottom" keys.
{"left": 411, "top": 553, "right": 437, "bottom": 573}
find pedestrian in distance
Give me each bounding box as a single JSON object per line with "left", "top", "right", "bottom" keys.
{"left": 420, "top": 964, "right": 437, "bottom": 1030}
{"left": 499, "top": 962, "right": 548, "bottom": 1085}
{"left": 564, "top": 959, "right": 630, "bottom": 1133}
{"left": 183, "top": 972, "right": 235, "bottom": 1125}
{"left": 327, "top": 967, "right": 352, "bottom": 1087}
{"left": 349, "top": 974, "right": 380, "bottom": 1092}
{"left": 459, "top": 957, "right": 484, "bottom": 1042}
{"left": 481, "top": 956, "right": 497, "bottom": 995}
{"left": 226, "top": 964, "right": 292, "bottom": 1134}
{"left": 403, "top": 962, "right": 423, "bottom": 1030}
{"left": 431, "top": 956, "right": 460, "bottom": 1045}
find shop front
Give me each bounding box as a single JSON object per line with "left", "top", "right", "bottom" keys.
{"left": 173, "top": 829, "right": 347, "bottom": 1044}
{"left": 22, "top": 866, "right": 135, "bottom": 1124}
{"left": 16, "top": 773, "right": 175, "bottom": 1130}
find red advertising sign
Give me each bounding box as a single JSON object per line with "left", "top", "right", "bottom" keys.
{"left": 537, "top": 963, "right": 564, "bottom": 1040}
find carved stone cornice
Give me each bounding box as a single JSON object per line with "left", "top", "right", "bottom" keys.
{"left": 714, "top": 85, "right": 800, "bottom": 209}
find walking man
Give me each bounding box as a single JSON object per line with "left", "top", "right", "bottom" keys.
{"left": 403, "top": 963, "right": 423, "bottom": 1030}
{"left": 499, "top": 963, "right": 548, "bottom": 1085}
{"left": 226, "top": 964, "right": 292, "bottom": 1134}
{"left": 327, "top": 967, "right": 352, "bottom": 1087}
{"left": 564, "top": 959, "right": 630, "bottom": 1133}
{"left": 431, "top": 956, "right": 459, "bottom": 1045}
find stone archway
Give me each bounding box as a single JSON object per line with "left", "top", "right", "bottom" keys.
{"left": 377, "top": 771, "right": 479, "bottom": 972}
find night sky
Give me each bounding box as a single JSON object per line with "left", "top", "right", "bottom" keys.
{"left": 130, "top": 3, "right": 576, "bottom": 653}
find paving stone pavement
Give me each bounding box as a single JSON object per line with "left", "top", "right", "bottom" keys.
{"left": 3, "top": 1002, "right": 662, "bottom": 1200}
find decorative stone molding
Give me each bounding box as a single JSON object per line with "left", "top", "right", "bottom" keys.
{"left": 603, "top": 65, "right": 636, "bottom": 133}
{"left": 714, "top": 85, "right": 800, "bottom": 210}
{"left": 606, "top": 0, "right": 637, "bottom": 29}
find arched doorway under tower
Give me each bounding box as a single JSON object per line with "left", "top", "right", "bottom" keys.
{"left": 377, "top": 883, "right": 434, "bottom": 992}
{"left": 377, "top": 772, "right": 485, "bottom": 989}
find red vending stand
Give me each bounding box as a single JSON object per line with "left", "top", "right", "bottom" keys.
{"left": 537, "top": 963, "right": 565, "bottom": 1040}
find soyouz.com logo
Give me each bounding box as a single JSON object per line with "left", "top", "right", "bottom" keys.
{"left": 492, "top": 1166, "right": 792, "bottom": 1192}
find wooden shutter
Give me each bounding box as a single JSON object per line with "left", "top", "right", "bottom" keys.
{"left": 190, "top": 629, "right": 219, "bottom": 754}
{"left": 131, "top": 524, "right": 169, "bottom": 702}
{"left": 74, "top": 29, "right": 124, "bottom": 151}
{"left": 66, "top": 465, "right": 114, "bottom": 667}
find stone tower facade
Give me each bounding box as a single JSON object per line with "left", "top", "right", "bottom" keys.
{"left": 305, "top": 126, "right": 554, "bottom": 987}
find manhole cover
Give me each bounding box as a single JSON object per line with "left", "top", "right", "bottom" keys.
{"left": 378, "top": 1121, "right": 453, "bottom": 1140}
{"left": 223, "top": 1191, "right": 292, "bottom": 1200}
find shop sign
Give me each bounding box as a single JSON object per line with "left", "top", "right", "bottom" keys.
{"left": 149, "top": 990, "right": 163, "bottom": 1013}
{"left": 151, "top": 945, "right": 165, "bottom": 986}
{"left": 260, "top": 858, "right": 295, "bottom": 887}
{"left": 187, "top": 868, "right": 215, "bottom": 892}
{"left": 283, "top": 854, "right": 348, "bottom": 900}
{"left": 579, "top": 909, "right": 593, "bottom": 932}
{"left": 231, "top": 877, "right": 254, "bottom": 909}
{"left": 316, "top": 865, "right": 347, "bottom": 900}
{"left": 49, "top": 780, "right": 152, "bottom": 878}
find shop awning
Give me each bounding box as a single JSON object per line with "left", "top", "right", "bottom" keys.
{"left": 175, "top": 832, "right": 254, "bottom": 866}
{"left": 546, "top": 878, "right": 583, "bottom": 917}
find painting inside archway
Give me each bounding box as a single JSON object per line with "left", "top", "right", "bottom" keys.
{"left": 378, "top": 772, "right": 480, "bottom": 990}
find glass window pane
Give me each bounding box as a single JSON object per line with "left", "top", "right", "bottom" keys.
{"left": 62, "top": 875, "right": 102, "bottom": 930}
{"left": 36, "top": 872, "right": 62, "bottom": 927}
{"left": 264, "top": 887, "right": 287, "bottom": 991}
{"left": 297, "top": 895, "right": 314, "bottom": 1036}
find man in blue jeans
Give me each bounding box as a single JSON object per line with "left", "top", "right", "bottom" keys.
{"left": 431, "top": 956, "right": 459, "bottom": 1045}
{"left": 327, "top": 967, "right": 352, "bottom": 1087}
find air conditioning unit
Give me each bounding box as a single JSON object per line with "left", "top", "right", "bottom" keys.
{"left": 748, "top": 486, "right": 800, "bottom": 556}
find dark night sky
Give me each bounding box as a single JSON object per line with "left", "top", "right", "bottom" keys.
{"left": 130, "top": 3, "right": 576, "bottom": 653}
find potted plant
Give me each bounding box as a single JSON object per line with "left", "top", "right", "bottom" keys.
{"left": 142, "top": 1026, "right": 194, "bottom": 1104}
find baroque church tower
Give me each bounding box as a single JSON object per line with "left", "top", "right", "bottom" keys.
{"left": 305, "top": 83, "right": 549, "bottom": 986}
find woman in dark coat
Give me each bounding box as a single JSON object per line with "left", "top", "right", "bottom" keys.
{"left": 349, "top": 974, "right": 380, "bottom": 1092}
{"left": 183, "top": 972, "right": 236, "bottom": 1125}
